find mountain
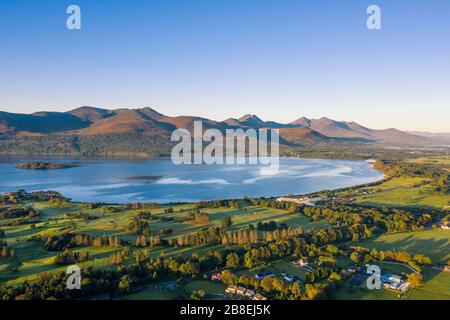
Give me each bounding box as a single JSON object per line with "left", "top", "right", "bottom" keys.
{"left": 290, "top": 117, "right": 311, "bottom": 127}
{"left": 407, "top": 131, "right": 450, "bottom": 143}
{"left": 159, "top": 116, "right": 225, "bottom": 132}
{"left": 0, "top": 110, "right": 89, "bottom": 133}
{"left": 279, "top": 127, "right": 329, "bottom": 145}
{"left": 0, "top": 106, "right": 440, "bottom": 157}
{"left": 74, "top": 109, "right": 174, "bottom": 135}
{"left": 68, "top": 106, "right": 113, "bottom": 123}
{"left": 137, "top": 107, "right": 167, "bottom": 120}
{"left": 222, "top": 118, "right": 244, "bottom": 127}
{"left": 288, "top": 116, "right": 428, "bottom": 145}
{"left": 238, "top": 114, "right": 265, "bottom": 127}
{"left": 308, "top": 117, "right": 374, "bottom": 140}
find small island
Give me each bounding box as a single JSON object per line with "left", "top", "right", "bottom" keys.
{"left": 15, "top": 162, "right": 79, "bottom": 170}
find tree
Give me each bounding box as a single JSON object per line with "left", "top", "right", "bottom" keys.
{"left": 350, "top": 252, "right": 360, "bottom": 264}
{"left": 260, "top": 277, "right": 273, "bottom": 293}
{"left": 226, "top": 253, "right": 240, "bottom": 269}
{"left": 326, "top": 245, "right": 339, "bottom": 254}
{"left": 305, "top": 284, "right": 324, "bottom": 300}
{"left": 290, "top": 282, "right": 302, "bottom": 299}
{"left": 221, "top": 270, "right": 236, "bottom": 285}
{"left": 243, "top": 252, "right": 254, "bottom": 269}
{"left": 1, "top": 247, "right": 8, "bottom": 258}
{"left": 0, "top": 229, "right": 5, "bottom": 239}
{"left": 190, "top": 289, "right": 206, "bottom": 300}
{"left": 221, "top": 217, "right": 233, "bottom": 230}
{"left": 179, "top": 261, "right": 200, "bottom": 275}
{"left": 328, "top": 272, "right": 342, "bottom": 282}
{"left": 118, "top": 275, "right": 136, "bottom": 294}
{"left": 407, "top": 273, "right": 423, "bottom": 287}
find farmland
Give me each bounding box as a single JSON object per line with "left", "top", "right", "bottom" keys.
{"left": 0, "top": 198, "right": 324, "bottom": 287}
{"left": 356, "top": 230, "right": 450, "bottom": 263}
{"left": 353, "top": 177, "right": 450, "bottom": 209}
{"left": 333, "top": 268, "right": 450, "bottom": 300}
{"left": 0, "top": 155, "right": 449, "bottom": 300}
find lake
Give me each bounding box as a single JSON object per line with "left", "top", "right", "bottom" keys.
{"left": 0, "top": 157, "right": 383, "bottom": 203}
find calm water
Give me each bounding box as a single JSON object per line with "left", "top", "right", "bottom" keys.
{"left": 0, "top": 157, "right": 383, "bottom": 203}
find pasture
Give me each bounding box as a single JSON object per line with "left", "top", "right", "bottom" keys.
{"left": 356, "top": 229, "right": 450, "bottom": 263}
{"left": 353, "top": 177, "right": 450, "bottom": 209}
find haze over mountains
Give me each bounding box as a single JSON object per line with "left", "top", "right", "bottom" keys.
{"left": 0, "top": 106, "right": 447, "bottom": 156}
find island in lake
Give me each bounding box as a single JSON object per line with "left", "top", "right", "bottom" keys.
{"left": 15, "top": 162, "right": 79, "bottom": 170}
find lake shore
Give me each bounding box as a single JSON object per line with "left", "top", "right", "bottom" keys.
{"left": 0, "top": 156, "right": 385, "bottom": 204}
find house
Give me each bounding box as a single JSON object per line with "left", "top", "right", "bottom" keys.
{"left": 225, "top": 285, "right": 237, "bottom": 294}
{"left": 384, "top": 274, "right": 402, "bottom": 284}
{"left": 283, "top": 274, "right": 295, "bottom": 282}
{"left": 294, "top": 260, "right": 313, "bottom": 272}
{"left": 236, "top": 287, "right": 247, "bottom": 296}
{"left": 383, "top": 281, "right": 410, "bottom": 293}
{"left": 252, "top": 293, "right": 268, "bottom": 301}
{"left": 397, "top": 282, "right": 410, "bottom": 293}
{"left": 345, "top": 267, "right": 356, "bottom": 274}
{"left": 211, "top": 273, "right": 222, "bottom": 282}
{"left": 245, "top": 289, "right": 255, "bottom": 297}
{"left": 276, "top": 195, "right": 324, "bottom": 206}
{"left": 438, "top": 220, "right": 450, "bottom": 230}
{"left": 383, "top": 282, "right": 400, "bottom": 290}
{"left": 293, "top": 258, "right": 308, "bottom": 267}
{"left": 254, "top": 271, "right": 274, "bottom": 280}
{"left": 444, "top": 265, "right": 450, "bottom": 272}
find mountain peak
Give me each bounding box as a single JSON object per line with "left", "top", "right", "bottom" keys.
{"left": 238, "top": 114, "right": 264, "bottom": 123}
{"left": 290, "top": 116, "right": 311, "bottom": 127}
{"left": 318, "top": 116, "right": 333, "bottom": 122}
{"left": 69, "top": 106, "right": 112, "bottom": 123}
{"left": 138, "top": 107, "right": 166, "bottom": 120}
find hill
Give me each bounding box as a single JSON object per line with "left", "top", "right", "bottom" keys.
{"left": 0, "top": 106, "right": 440, "bottom": 156}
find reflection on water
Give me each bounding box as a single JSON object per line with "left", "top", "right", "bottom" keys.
{"left": 0, "top": 156, "right": 383, "bottom": 203}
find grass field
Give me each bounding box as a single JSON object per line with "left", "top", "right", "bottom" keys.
{"left": 118, "top": 288, "right": 180, "bottom": 300}
{"left": 333, "top": 269, "right": 450, "bottom": 300}
{"left": 1, "top": 199, "right": 326, "bottom": 287}
{"left": 235, "top": 259, "right": 307, "bottom": 282}
{"left": 353, "top": 177, "right": 450, "bottom": 209}
{"left": 356, "top": 229, "right": 450, "bottom": 263}
{"left": 405, "top": 269, "right": 450, "bottom": 300}
{"left": 182, "top": 280, "right": 227, "bottom": 298}
{"left": 405, "top": 157, "right": 450, "bottom": 166}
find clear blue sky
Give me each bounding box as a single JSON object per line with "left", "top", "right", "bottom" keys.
{"left": 0, "top": 0, "right": 449, "bottom": 132}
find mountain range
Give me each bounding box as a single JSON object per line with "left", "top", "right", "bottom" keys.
{"left": 0, "top": 106, "right": 447, "bottom": 156}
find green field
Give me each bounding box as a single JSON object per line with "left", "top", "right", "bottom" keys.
{"left": 353, "top": 177, "right": 450, "bottom": 209}
{"left": 405, "top": 269, "right": 450, "bottom": 300}
{"left": 118, "top": 288, "right": 179, "bottom": 300}
{"left": 356, "top": 229, "right": 450, "bottom": 263}
{"left": 333, "top": 268, "right": 450, "bottom": 300}
{"left": 234, "top": 259, "right": 307, "bottom": 282}
{"left": 182, "top": 280, "right": 227, "bottom": 298}
{"left": 405, "top": 157, "right": 450, "bottom": 166}
{"left": 0, "top": 199, "right": 325, "bottom": 287}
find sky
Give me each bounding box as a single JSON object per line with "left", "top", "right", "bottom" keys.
{"left": 0, "top": 0, "right": 449, "bottom": 132}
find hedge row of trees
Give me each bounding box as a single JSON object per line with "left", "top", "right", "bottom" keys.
{"left": 349, "top": 246, "right": 432, "bottom": 272}
{"left": 34, "top": 233, "right": 125, "bottom": 251}
{"left": 54, "top": 249, "right": 92, "bottom": 265}
{"left": 194, "top": 199, "right": 241, "bottom": 209}
{"left": 0, "top": 241, "right": 15, "bottom": 259}
{"left": 302, "top": 205, "right": 432, "bottom": 233}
